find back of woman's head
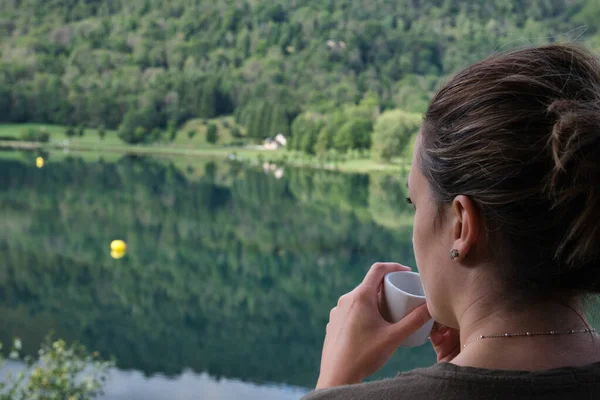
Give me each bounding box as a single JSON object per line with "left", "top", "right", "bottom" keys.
{"left": 420, "top": 43, "right": 600, "bottom": 299}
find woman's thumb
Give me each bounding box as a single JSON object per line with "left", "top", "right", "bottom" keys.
{"left": 386, "top": 303, "right": 431, "bottom": 344}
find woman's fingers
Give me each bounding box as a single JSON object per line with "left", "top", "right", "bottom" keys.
{"left": 361, "top": 262, "right": 412, "bottom": 290}
{"left": 429, "top": 323, "right": 461, "bottom": 362}
{"left": 386, "top": 303, "right": 431, "bottom": 345}
{"left": 377, "top": 283, "right": 392, "bottom": 322}
{"left": 429, "top": 322, "right": 448, "bottom": 345}
{"left": 316, "top": 261, "right": 422, "bottom": 389}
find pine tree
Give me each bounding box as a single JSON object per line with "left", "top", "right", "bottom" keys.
{"left": 206, "top": 123, "right": 218, "bottom": 144}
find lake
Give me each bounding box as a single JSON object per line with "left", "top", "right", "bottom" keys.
{"left": 0, "top": 149, "right": 436, "bottom": 399}
{"left": 2, "top": 149, "right": 598, "bottom": 399}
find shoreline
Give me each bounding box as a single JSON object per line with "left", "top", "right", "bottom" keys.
{"left": 0, "top": 140, "right": 409, "bottom": 174}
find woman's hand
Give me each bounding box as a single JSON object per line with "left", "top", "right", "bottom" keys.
{"left": 429, "top": 322, "right": 461, "bottom": 362}
{"left": 315, "top": 263, "right": 432, "bottom": 389}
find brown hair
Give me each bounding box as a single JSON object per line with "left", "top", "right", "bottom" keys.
{"left": 420, "top": 43, "right": 600, "bottom": 298}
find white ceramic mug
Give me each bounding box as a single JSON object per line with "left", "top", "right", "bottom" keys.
{"left": 383, "top": 271, "right": 435, "bottom": 347}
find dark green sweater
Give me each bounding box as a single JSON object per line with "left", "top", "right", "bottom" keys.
{"left": 302, "top": 362, "right": 600, "bottom": 399}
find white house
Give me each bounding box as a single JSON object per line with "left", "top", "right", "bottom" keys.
{"left": 263, "top": 134, "right": 287, "bottom": 150}
{"left": 274, "top": 134, "right": 287, "bottom": 147}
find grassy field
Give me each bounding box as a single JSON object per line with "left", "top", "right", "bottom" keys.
{"left": 0, "top": 118, "right": 243, "bottom": 149}
{"left": 0, "top": 122, "right": 412, "bottom": 174}
{"left": 0, "top": 123, "right": 122, "bottom": 146}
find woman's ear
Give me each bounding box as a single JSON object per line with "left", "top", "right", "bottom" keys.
{"left": 451, "top": 195, "right": 480, "bottom": 261}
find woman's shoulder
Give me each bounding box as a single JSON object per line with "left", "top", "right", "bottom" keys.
{"left": 300, "top": 364, "right": 464, "bottom": 400}
{"left": 301, "top": 362, "right": 600, "bottom": 400}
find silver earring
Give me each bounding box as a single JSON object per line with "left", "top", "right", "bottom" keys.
{"left": 450, "top": 249, "right": 460, "bottom": 259}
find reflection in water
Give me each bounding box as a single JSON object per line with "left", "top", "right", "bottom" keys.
{"left": 102, "top": 369, "right": 308, "bottom": 400}
{"left": 2, "top": 361, "right": 308, "bottom": 400}
{"left": 0, "top": 151, "right": 432, "bottom": 393}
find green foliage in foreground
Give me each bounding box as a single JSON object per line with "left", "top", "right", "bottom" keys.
{"left": 0, "top": 338, "right": 112, "bottom": 400}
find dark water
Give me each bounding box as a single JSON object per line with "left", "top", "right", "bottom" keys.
{"left": 0, "top": 150, "right": 436, "bottom": 398}
{"left": 3, "top": 150, "right": 598, "bottom": 399}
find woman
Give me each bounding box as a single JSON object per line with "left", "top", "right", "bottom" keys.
{"left": 302, "top": 44, "right": 600, "bottom": 399}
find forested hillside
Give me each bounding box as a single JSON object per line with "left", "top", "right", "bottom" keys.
{"left": 1, "top": 1, "right": 599, "bottom": 151}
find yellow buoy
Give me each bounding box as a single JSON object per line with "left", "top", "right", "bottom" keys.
{"left": 110, "top": 240, "right": 127, "bottom": 253}
{"left": 110, "top": 249, "right": 126, "bottom": 260}
{"left": 36, "top": 157, "right": 44, "bottom": 168}
{"left": 110, "top": 240, "right": 127, "bottom": 259}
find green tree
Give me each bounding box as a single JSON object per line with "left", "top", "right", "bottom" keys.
{"left": 333, "top": 118, "right": 373, "bottom": 152}
{"left": 20, "top": 128, "right": 50, "bottom": 143}
{"left": 168, "top": 120, "right": 178, "bottom": 142}
{"left": 573, "top": 2, "right": 600, "bottom": 33}
{"left": 77, "top": 125, "right": 85, "bottom": 137}
{"left": 0, "top": 338, "right": 112, "bottom": 400}
{"left": 0, "top": 79, "right": 10, "bottom": 122}
{"left": 291, "top": 112, "right": 324, "bottom": 155}
{"left": 238, "top": 101, "right": 293, "bottom": 140}
{"left": 314, "top": 128, "right": 333, "bottom": 154}
{"left": 134, "top": 126, "right": 148, "bottom": 142}
{"left": 241, "top": 102, "right": 268, "bottom": 139}
{"left": 151, "top": 128, "right": 163, "bottom": 142}
{"left": 206, "top": 123, "right": 218, "bottom": 144}
{"left": 312, "top": 112, "right": 347, "bottom": 153}
{"left": 269, "top": 104, "right": 291, "bottom": 137}
{"left": 118, "top": 108, "right": 156, "bottom": 144}
{"left": 65, "top": 126, "right": 76, "bottom": 138}
{"left": 300, "top": 129, "right": 318, "bottom": 154}
{"left": 230, "top": 126, "right": 242, "bottom": 138}
{"left": 98, "top": 125, "right": 106, "bottom": 140}
{"left": 188, "top": 130, "right": 197, "bottom": 139}
{"left": 371, "top": 110, "right": 421, "bottom": 162}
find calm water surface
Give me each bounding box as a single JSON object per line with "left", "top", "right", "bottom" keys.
{"left": 1, "top": 150, "right": 596, "bottom": 399}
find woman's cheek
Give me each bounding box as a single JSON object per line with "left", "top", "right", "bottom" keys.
{"left": 412, "top": 215, "right": 424, "bottom": 265}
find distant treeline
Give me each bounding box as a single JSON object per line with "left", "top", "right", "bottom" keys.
{"left": 0, "top": 1, "right": 598, "bottom": 153}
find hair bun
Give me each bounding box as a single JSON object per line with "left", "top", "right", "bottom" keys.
{"left": 423, "top": 44, "right": 600, "bottom": 297}
{"left": 548, "top": 99, "right": 584, "bottom": 177}
{"left": 546, "top": 99, "right": 600, "bottom": 267}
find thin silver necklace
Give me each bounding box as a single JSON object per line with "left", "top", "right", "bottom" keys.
{"left": 463, "top": 328, "right": 596, "bottom": 348}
